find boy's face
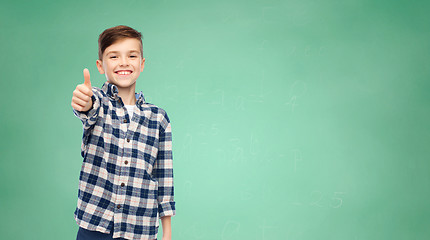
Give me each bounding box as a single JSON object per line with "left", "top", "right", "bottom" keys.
{"left": 96, "top": 38, "right": 145, "bottom": 89}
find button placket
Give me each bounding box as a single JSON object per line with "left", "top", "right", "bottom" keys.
{"left": 116, "top": 111, "right": 129, "bottom": 213}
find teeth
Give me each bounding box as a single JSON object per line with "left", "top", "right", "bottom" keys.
{"left": 117, "top": 71, "right": 131, "bottom": 75}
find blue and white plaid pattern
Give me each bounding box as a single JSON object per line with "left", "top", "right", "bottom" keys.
{"left": 72, "top": 81, "right": 175, "bottom": 240}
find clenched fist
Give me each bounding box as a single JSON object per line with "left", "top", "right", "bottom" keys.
{"left": 71, "top": 68, "right": 94, "bottom": 112}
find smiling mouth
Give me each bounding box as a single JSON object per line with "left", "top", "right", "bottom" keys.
{"left": 115, "top": 70, "right": 133, "bottom": 75}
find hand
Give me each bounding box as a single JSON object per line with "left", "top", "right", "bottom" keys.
{"left": 71, "top": 68, "right": 94, "bottom": 112}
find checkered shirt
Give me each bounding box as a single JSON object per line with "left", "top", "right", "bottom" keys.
{"left": 72, "top": 81, "right": 175, "bottom": 240}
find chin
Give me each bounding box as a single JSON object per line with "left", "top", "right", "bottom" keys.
{"left": 114, "top": 80, "right": 136, "bottom": 88}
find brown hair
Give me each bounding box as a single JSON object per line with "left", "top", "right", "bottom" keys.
{"left": 98, "top": 25, "right": 143, "bottom": 60}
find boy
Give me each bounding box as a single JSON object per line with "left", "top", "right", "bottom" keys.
{"left": 71, "top": 25, "right": 175, "bottom": 240}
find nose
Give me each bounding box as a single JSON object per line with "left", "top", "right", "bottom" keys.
{"left": 119, "top": 56, "right": 129, "bottom": 66}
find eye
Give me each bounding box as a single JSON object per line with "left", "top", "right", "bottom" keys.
{"left": 130, "top": 55, "right": 137, "bottom": 58}
{"left": 110, "top": 56, "right": 117, "bottom": 59}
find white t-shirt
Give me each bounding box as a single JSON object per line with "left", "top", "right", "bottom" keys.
{"left": 125, "top": 105, "right": 135, "bottom": 119}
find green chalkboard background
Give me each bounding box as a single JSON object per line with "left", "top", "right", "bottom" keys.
{"left": 1, "top": 0, "right": 429, "bottom": 239}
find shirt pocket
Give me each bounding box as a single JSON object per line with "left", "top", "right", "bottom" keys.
{"left": 136, "top": 127, "right": 159, "bottom": 168}
{"left": 147, "top": 173, "right": 159, "bottom": 192}
{"left": 101, "top": 117, "right": 118, "bottom": 152}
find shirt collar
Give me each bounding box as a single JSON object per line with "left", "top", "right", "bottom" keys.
{"left": 102, "top": 81, "right": 146, "bottom": 105}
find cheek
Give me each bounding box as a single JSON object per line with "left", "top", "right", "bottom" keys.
{"left": 106, "top": 64, "right": 115, "bottom": 72}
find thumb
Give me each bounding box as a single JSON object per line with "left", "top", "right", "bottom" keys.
{"left": 83, "top": 68, "right": 91, "bottom": 88}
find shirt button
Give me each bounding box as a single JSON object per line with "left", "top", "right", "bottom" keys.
{"left": 121, "top": 183, "right": 125, "bottom": 187}
{"left": 123, "top": 119, "right": 127, "bottom": 123}
{"left": 117, "top": 204, "right": 121, "bottom": 209}
{"left": 125, "top": 160, "right": 128, "bottom": 165}
{"left": 127, "top": 138, "right": 130, "bottom": 142}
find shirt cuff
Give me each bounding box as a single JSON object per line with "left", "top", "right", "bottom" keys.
{"left": 158, "top": 201, "right": 176, "bottom": 218}
{"left": 72, "top": 95, "right": 100, "bottom": 128}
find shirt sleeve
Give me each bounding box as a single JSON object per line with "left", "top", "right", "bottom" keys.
{"left": 72, "top": 92, "right": 101, "bottom": 132}
{"left": 72, "top": 92, "right": 102, "bottom": 157}
{"left": 154, "top": 111, "right": 176, "bottom": 218}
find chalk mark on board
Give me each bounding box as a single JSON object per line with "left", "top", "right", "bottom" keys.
{"left": 250, "top": 134, "right": 260, "bottom": 156}
{"left": 261, "top": 7, "right": 278, "bottom": 24}
{"left": 222, "top": 9, "right": 238, "bottom": 23}
{"left": 211, "top": 124, "right": 219, "bottom": 136}
{"left": 176, "top": 133, "right": 193, "bottom": 163}
{"left": 286, "top": 46, "right": 297, "bottom": 56}
{"left": 330, "top": 191, "right": 346, "bottom": 208}
{"left": 193, "top": 84, "right": 204, "bottom": 104}
{"left": 178, "top": 221, "right": 205, "bottom": 240}
{"left": 235, "top": 95, "right": 245, "bottom": 111}
{"left": 240, "top": 188, "right": 253, "bottom": 201}
{"left": 309, "top": 191, "right": 324, "bottom": 207}
{"left": 258, "top": 40, "right": 268, "bottom": 52}
{"left": 230, "top": 138, "right": 245, "bottom": 164}
{"left": 259, "top": 218, "right": 277, "bottom": 240}
{"left": 221, "top": 220, "right": 240, "bottom": 240}
{"left": 291, "top": 149, "right": 302, "bottom": 172}
{"left": 249, "top": 93, "right": 265, "bottom": 103}
{"left": 176, "top": 59, "right": 185, "bottom": 71}
{"left": 285, "top": 95, "right": 298, "bottom": 112}
{"left": 210, "top": 89, "right": 225, "bottom": 106}
{"left": 285, "top": 80, "right": 307, "bottom": 112}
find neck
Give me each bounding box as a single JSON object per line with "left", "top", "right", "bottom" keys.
{"left": 116, "top": 82, "right": 136, "bottom": 105}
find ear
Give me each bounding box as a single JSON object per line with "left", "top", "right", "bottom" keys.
{"left": 96, "top": 59, "right": 105, "bottom": 74}
{"left": 140, "top": 57, "right": 145, "bottom": 72}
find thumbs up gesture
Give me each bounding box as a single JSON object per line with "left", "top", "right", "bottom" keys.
{"left": 71, "top": 68, "right": 94, "bottom": 112}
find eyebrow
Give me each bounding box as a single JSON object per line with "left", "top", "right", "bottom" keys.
{"left": 106, "top": 50, "right": 140, "bottom": 55}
